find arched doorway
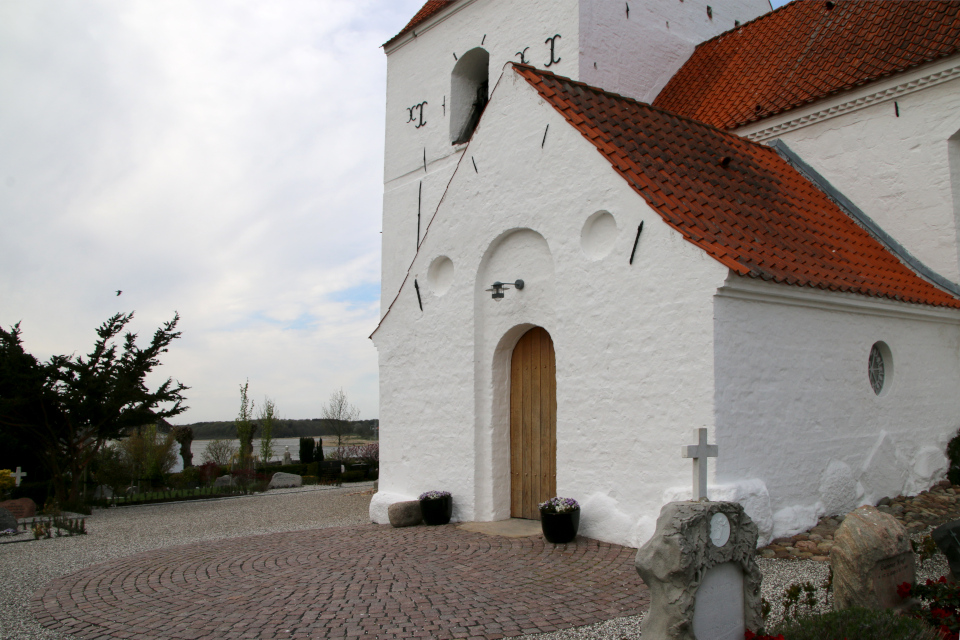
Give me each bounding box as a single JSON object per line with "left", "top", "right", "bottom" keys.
{"left": 510, "top": 327, "right": 557, "bottom": 520}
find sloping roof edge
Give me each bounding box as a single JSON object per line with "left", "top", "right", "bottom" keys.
{"left": 769, "top": 139, "right": 960, "bottom": 299}
{"left": 383, "top": 0, "right": 457, "bottom": 49}
{"left": 514, "top": 63, "right": 960, "bottom": 309}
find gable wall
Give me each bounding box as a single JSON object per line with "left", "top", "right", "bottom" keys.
{"left": 382, "top": 0, "right": 581, "bottom": 312}
{"left": 381, "top": 0, "right": 771, "bottom": 313}
{"left": 372, "top": 69, "right": 730, "bottom": 546}
{"left": 736, "top": 56, "right": 960, "bottom": 284}
{"left": 714, "top": 277, "right": 960, "bottom": 539}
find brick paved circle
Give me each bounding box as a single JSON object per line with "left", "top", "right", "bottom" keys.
{"left": 33, "top": 524, "right": 647, "bottom": 639}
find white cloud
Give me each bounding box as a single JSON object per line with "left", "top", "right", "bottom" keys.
{"left": 0, "top": 0, "right": 424, "bottom": 422}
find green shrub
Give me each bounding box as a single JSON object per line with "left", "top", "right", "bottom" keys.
{"left": 306, "top": 462, "right": 319, "bottom": 477}
{"left": 302, "top": 475, "right": 318, "bottom": 485}
{"left": 772, "top": 607, "right": 940, "bottom": 640}
{"left": 948, "top": 429, "right": 960, "bottom": 485}
{"left": 168, "top": 466, "right": 201, "bottom": 489}
{"left": 340, "top": 470, "right": 365, "bottom": 483}
{"left": 269, "top": 463, "right": 308, "bottom": 476}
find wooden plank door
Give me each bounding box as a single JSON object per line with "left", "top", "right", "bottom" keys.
{"left": 510, "top": 327, "right": 557, "bottom": 520}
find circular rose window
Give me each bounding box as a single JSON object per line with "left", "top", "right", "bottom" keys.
{"left": 868, "top": 342, "right": 892, "bottom": 396}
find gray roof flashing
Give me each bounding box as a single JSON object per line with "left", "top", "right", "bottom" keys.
{"left": 768, "top": 138, "right": 960, "bottom": 300}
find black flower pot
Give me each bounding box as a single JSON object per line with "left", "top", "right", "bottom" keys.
{"left": 419, "top": 495, "right": 452, "bottom": 525}
{"left": 540, "top": 508, "right": 580, "bottom": 544}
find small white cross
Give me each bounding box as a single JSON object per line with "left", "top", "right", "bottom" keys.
{"left": 13, "top": 467, "right": 27, "bottom": 487}
{"left": 681, "top": 429, "right": 717, "bottom": 501}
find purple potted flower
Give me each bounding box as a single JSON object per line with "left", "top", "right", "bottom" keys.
{"left": 539, "top": 496, "right": 580, "bottom": 544}
{"left": 418, "top": 490, "right": 453, "bottom": 525}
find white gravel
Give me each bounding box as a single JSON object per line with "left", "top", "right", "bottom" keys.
{"left": 1, "top": 492, "right": 951, "bottom": 640}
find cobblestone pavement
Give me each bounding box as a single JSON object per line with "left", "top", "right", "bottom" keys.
{"left": 32, "top": 524, "right": 646, "bottom": 640}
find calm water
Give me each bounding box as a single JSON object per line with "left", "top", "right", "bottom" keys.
{"left": 170, "top": 437, "right": 350, "bottom": 473}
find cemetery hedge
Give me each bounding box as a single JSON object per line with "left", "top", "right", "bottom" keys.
{"left": 771, "top": 607, "right": 941, "bottom": 640}
{"left": 185, "top": 418, "right": 379, "bottom": 440}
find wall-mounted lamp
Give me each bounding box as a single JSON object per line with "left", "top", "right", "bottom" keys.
{"left": 486, "top": 279, "right": 524, "bottom": 300}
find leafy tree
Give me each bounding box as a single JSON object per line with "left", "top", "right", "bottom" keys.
{"left": 121, "top": 424, "right": 177, "bottom": 486}
{"left": 0, "top": 312, "right": 188, "bottom": 506}
{"left": 321, "top": 388, "right": 359, "bottom": 456}
{"left": 258, "top": 397, "right": 276, "bottom": 465}
{"left": 234, "top": 380, "right": 256, "bottom": 467}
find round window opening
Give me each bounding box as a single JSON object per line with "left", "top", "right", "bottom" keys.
{"left": 868, "top": 341, "right": 893, "bottom": 396}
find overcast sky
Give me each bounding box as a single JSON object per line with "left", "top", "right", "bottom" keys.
{"left": 1, "top": 0, "right": 788, "bottom": 425}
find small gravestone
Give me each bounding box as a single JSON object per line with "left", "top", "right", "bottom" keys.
{"left": 94, "top": 485, "right": 114, "bottom": 499}
{"left": 283, "top": 446, "right": 292, "bottom": 465}
{"left": 388, "top": 501, "right": 422, "bottom": 528}
{"left": 932, "top": 520, "right": 960, "bottom": 580}
{"left": 831, "top": 505, "right": 914, "bottom": 610}
{"left": 0, "top": 497, "right": 36, "bottom": 519}
{"left": 213, "top": 475, "right": 235, "bottom": 488}
{"left": 268, "top": 472, "right": 302, "bottom": 489}
{"left": 636, "top": 501, "right": 762, "bottom": 640}
{"left": 0, "top": 508, "right": 17, "bottom": 532}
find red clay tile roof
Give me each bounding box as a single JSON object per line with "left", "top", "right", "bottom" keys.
{"left": 654, "top": 0, "right": 960, "bottom": 131}
{"left": 385, "top": 0, "right": 455, "bottom": 48}
{"left": 515, "top": 64, "right": 960, "bottom": 308}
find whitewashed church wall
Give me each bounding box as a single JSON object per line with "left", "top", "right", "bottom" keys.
{"left": 578, "top": 0, "right": 769, "bottom": 103}
{"left": 372, "top": 69, "right": 731, "bottom": 546}
{"left": 380, "top": 0, "right": 772, "bottom": 310}
{"left": 381, "top": 1, "right": 580, "bottom": 310}
{"left": 714, "top": 277, "right": 960, "bottom": 541}
{"left": 737, "top": 59, "right": 960, "bottom": 284}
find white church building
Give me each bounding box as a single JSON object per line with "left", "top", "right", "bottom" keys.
{"left": 369, "top": 0, "right": 960, "bottom": 547}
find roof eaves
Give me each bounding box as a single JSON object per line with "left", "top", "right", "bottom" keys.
{"left": 768, "top": 138, "right": 960, "bottom": 299}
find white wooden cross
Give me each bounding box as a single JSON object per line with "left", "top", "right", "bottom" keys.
{"left": 13, "top": 467, "right": 27, "bottom": 487}
{"left": 681, "top": 429, "right": 717, "bottom": 501}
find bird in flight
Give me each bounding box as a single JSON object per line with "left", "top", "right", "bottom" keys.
{"left": 116, "top": 290, "right": 122, "bottom": 296}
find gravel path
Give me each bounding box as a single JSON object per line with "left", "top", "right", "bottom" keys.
{"left": 2, "top": 487, "right": 953, "bottom": 640}
{"left": 1, "top": 484, "right": 375, "bottom": 640}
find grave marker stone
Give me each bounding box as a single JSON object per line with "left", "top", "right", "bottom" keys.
{"left": 931, "top": 519, "right": 960, "bottom": 580}
{"left": 0, "top": 497, "right": 36, "bottom": 519}
{"left": 636, "top": 501, "right": 762, "bottom": 640}
{"left": 0, "top": 507, "right": 17, "bottom": 532}
{"left": 831, "top": 505, "right": 915, "bottom": 611}
{"left": 13, "top": 467, "right": 26, "bottom": 487}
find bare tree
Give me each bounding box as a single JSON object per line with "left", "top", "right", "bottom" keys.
{"left": 321, "top": 388, "right": 359, "bottom": 456}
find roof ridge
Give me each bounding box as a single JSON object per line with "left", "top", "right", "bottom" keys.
{"left": 691, "top": 0, "right": 799, "bottom": 51}
{"left": 510, "top": 63, "right": 736, "bottom": 138}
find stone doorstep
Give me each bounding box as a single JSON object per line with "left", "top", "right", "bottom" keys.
{"left": 457, "top": 519, "right": 543, "bottom": 538}
{"left": 760, "top": 480, "right": 960, "bottom": 562}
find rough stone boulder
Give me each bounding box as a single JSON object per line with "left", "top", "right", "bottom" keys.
{"left": 831, "top": 505, "right": 914, "bottom": 610}
{"left": 213, "top": 475, "right": 235, "bottom": 488}
{"left": 268, "top": 472, "right": 302, "bottom": 489}
{"left": 0, "top": 497, "right": 36, "bottom": 519}
{"left": 388, "top": 501, "right": 422, "bottom": 528}
{"left": 0, "top": 507, "right": 18, "bottom": 532}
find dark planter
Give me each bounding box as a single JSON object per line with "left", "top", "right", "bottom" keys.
{"left": 419, "top": 495, "right": 453, "bottom": 525}
{"left": 540, "top": 508, "right": 580, "bottom": 544}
